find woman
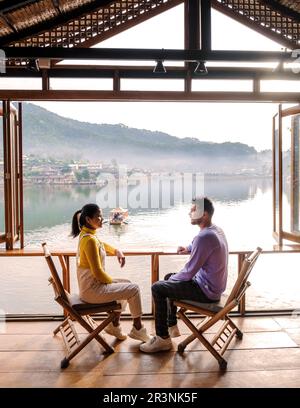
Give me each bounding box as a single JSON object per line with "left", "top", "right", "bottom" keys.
{"left": 71, "top": 203, "right": 150, "bottom": 342}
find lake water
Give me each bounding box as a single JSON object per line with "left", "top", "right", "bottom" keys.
{"left": 1, "top": 176, "right": 275, "bottom": 250}
{"left": 1, "top": 176, "right": 300, "bottom": 315}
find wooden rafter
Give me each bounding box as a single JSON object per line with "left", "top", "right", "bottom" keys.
{"left": 51, "top": 0, "right": 62, "bottom": 15}
{"left": 0, "top": 13, "right": 18, "bottom": 33}
{"left": 212, "top": 0, "right": 300, "bottom": 49}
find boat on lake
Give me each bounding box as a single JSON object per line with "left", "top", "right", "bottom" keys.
{"left": 109, "top": 207, "right": 129, "bottom": 225}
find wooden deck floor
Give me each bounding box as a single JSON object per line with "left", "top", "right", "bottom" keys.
{"left": 1, "top": 316, "right": 300, "bottom": 388}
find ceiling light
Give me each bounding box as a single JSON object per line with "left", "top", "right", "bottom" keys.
{"left": 27, "top": 59, "right": 39, "bottom": 72}
{"left": 153, "top": 60, "right": 166, "bottom": 74}
{"left": 194, "top": 60, "right": 208, "bottom": 75}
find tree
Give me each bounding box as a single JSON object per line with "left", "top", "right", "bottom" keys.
{"left": 61, "top": 165, "right": 71, "bottom": 174}
{"left": 75, "top": 172, "right": 82, "bottom": 182}
{"left": 81, "top": 169, "right": 90, "bottom": 180}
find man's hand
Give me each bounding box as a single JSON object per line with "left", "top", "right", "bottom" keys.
{"left": 177, "top": 246, "right": 190, "bottom": 255}
{"left": 116, "top": 249, "right": 126, "bottom": 267}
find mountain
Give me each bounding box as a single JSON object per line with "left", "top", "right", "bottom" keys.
{"left": 2, "top": 103, "right": 266, "bottom": 172}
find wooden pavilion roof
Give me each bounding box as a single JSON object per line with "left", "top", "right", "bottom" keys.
{"left": 0, "top": 0, "right": 299, "bottom": 49}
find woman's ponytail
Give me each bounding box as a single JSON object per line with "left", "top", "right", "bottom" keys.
{"left": 71, "top": 210, "right": 82, "bottom": 238}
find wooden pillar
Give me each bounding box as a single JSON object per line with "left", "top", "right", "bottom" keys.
{"left": 200, "top": 0, "right": 212, "bottom": 51}
{"left": 184, "top": 0, "right": 200, "bottom": 51}
{"left": 151, "top": 253, "right": 160, "bottom": 315}
{"left": 238, "top": 253, "right": 246, "bottom": 315}
{"left": 184, "top": 0, "right": 200, "bottom": 92}
{"left": 3, "top": 100, "right": 13, "bottom": 249}
{"left": 18, "top": 102, "right": 24, "bottom": 249}
{"left": 41, "top": 69, "right": 50, "bottom": 91}
{"left": 184, "top": 0, "right": 211, "bottom": 90}
{"left": 63, "top": 255, "right": 71, "bottom": 293}
{"left": 113, "top": 70, "right": 120, "bottom": 92}
{"left": 278, "top": 104, "right": 283, "bottom": 246}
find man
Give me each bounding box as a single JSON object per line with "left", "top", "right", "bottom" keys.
{"left": 140, "top": 197, "right": 228, "bottom": 353}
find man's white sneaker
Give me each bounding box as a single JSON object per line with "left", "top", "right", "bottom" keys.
{"left": 168, "top": 324, "right": 181, "bottom": 338}
{"left": 104, "top": 322, "right": 127, "bottom": 340}
{"left": 128, "top": 325, "right": 150, "bottom": 343}
{"left": 140, "top": 335, "right": 172, "bottom": 353}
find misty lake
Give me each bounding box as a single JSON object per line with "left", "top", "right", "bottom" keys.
{"left": 1, "top": 176, "right": 300, "bottom": 315}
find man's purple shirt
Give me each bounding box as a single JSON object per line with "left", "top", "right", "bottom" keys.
{"left": 170, "top": 225, "right": 228, "bottom": 300}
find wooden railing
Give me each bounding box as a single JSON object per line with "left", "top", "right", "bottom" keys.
{"left": 1, "top": 245, "right": 300, "bottom": 316}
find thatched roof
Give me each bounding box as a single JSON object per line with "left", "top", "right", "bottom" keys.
{"left": 0, "top": 0, "right": 299, "bottom": 48}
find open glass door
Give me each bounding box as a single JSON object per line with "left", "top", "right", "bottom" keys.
{"left": 273, "top": 104, "right": 300, "bottom": 245}
{"left": 1, "top": 101, "right": 23, "bottom": 249}
{"left": 272, "top": 108, "right": 281, "bottom": 244}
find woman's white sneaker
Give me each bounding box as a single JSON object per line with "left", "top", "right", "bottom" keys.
{"left": 128, "top": 325, "right": 150, "bottom": 342}
{"left": 140, "top": 336, "right": 172, "bottom": 353}
{"left": 104, "top": 322, "right": 127, "bottom": 340}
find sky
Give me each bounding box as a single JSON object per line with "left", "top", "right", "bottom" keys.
{"left": 3, "top": 4, "right": 297, "bottom": 151}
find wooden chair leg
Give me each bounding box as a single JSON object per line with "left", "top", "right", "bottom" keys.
{"left": 74, "top": 313, "right": 115, "bottom": 353}
{"left": 53, "top": 317, "right": 70, "bottom": 335}
{"left": 177, "top": 311, "right": 212, "bottom": 350}
{"left": 226, "top": 315, "right": 243, "bottom": 339}
{"left": 178, "top": 310, "right": 227, "bottom": 370}
{"left": 60, "top": 313, "right": 116, "bottom": 369}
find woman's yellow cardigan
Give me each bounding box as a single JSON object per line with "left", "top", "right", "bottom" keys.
{"left": 78, "top": 226, "right": 116, "bottom": 283}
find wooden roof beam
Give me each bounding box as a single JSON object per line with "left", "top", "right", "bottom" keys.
{"left": 0, "top": 89, "right": 299, "bottom": 103}
{"left": 4, "top": 65, "right": 300, "bottom": 80}
{"left": 3, "top": 47, "right": 294, "bottom": 62}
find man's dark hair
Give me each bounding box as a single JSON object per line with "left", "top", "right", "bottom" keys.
{"left": 192, "top": 196, "right": 214, "bottom": 217}
{"left": 204, "top": 197, "right": 214, "bottom": 216}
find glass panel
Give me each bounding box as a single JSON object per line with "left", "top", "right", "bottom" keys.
{"left": 0, "top": 115, "right": 4, "bottom": 243}
{"left": 282, "top": 116, "right": 291, "bottom": 235}
{"left": 291, "top": 115, "right": 300, "bottom": 233}
{"left": 0, "top": 253, "right": 151, "bottom": 316}
{"left": 273, "top": 113, "right": 280, "bottom": 236}
{"left": 246, "top": 253, "right": 300, "bottom": 311}
{"left": 0, "top": 256, "right": 61, "bottom": 315}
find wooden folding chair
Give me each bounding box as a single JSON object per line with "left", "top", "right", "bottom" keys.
{"left": 42, "top": 243, "right": 122, "bottom": 369}
{"left": 174, "top": 247, "right": 262, "bottom": 370}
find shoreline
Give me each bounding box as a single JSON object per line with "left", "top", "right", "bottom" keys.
{"left": 0, "top": 174, "right": 272, "bottom": 187}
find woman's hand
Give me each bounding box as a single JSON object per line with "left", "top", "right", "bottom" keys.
{"left": 116, "top": 249, "right": 126, "bottom": 268}
{"left": 177, "top": 246, "right": 190, "bottom": 255}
